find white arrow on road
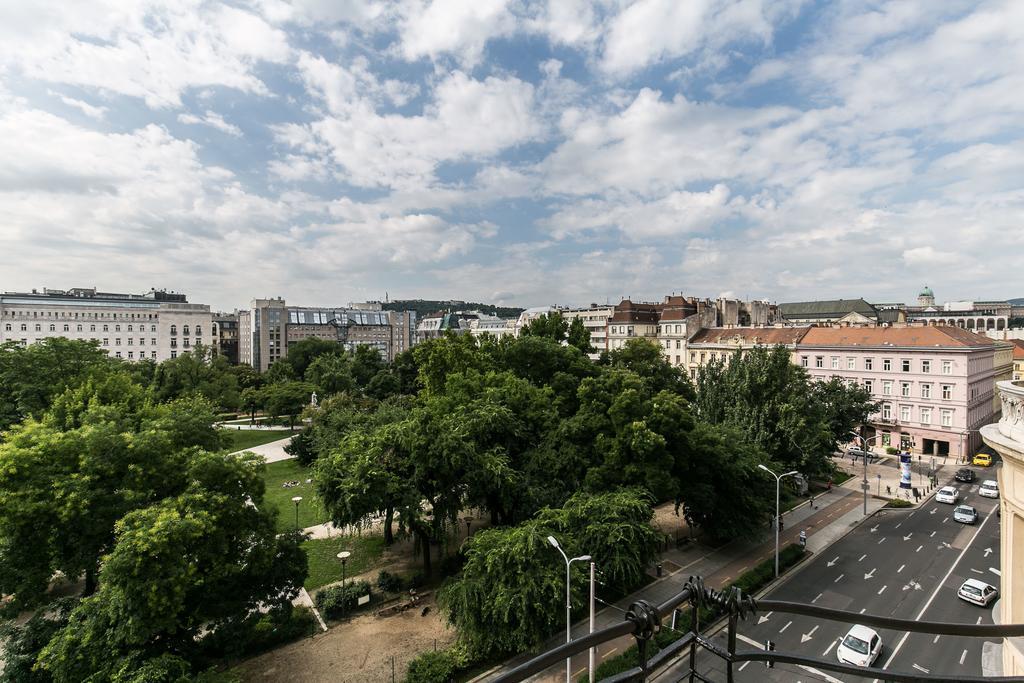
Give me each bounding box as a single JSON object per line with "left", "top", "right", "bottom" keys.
{"left": 930, "top": 508, "right": 937, "bottom": 515}
{"left": 864, "top": 568, "right": 876, "bottom": 580}
{"left": 940, "top": 542, "right": 952, "bottom": 550}
{"left": 801, "top": 625, "right": 819, "bottom": 643}
{"left": 984, "top": 547, "right": 993, "bottom": 557}
{"left": 757, "top": 611, "right": 773, "bottom": 625}
{"left": 870, "top": 524, "right": 879, "bottom": 532}
{"left": 827, "top": 557, "right": 839, "bottom": 567}
{"left": 904, "top": 533, "right": 913, "bottom": 541}
{"left": 902, "top": 580, "right": 922, "bottom": 591}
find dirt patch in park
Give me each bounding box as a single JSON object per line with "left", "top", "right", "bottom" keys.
{"left": 233, "top": 595, "right": 456, "bottom": 683}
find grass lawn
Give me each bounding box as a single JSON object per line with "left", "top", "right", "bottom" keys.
{"left": 262, "top": 459, "right": 331, "bottom": 533}
{"left": 303, "top": 535, "right": 388, "bottom": 591}
{"left": 221, "top": 429, "right": 295, "bottom": 452}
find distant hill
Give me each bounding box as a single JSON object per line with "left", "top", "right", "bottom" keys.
{"left": 382, "top": 299, "right": 524, "bottom": 319}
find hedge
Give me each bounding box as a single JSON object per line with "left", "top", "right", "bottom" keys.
{"left": 581, "top": 544, "right": 807, "bottom": 682}
{"left": 314, "top": 580, "right": 373, "bottom": 620}
{"left": 404, "top": 645, "right": 472, "bottom": 683}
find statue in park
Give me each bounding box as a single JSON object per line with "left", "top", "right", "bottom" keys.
{"left": 310, "top": 391, "right": 318, "bottom": 408}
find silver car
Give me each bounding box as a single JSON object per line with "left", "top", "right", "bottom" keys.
{"left": 953, "top": 505, "right": 977, "bottom": 524}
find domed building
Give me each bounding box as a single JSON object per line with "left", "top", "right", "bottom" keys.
{"left": 917, "top": 285, "right": 936, "bottom": 308}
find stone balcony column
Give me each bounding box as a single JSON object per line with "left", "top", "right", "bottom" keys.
{"left": 983, "top": 379, "right": 1024, "bottom": 674}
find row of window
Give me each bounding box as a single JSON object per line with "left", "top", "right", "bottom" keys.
{"left": 802, "top": 355, "right": 954, "bottom": 374}
{"left": 4, "top": 323, "right": 205, "bottom": 335}
{"left": 662, "top": 339, "right": 683, "bottom": 350}
{"left": 864, "top": 379, "right": 956, "bottom": 400}
{"left": 113, "top": 351, "right": 158, "bottom": 359}
{"left": 7, "top": 311, "right": 158, "bottom": 320}
{"left": 878, "top": 403, "right": 954, "bottom": 427}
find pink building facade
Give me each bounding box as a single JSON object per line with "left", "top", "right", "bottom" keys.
{"left": 797, "top": 327, "right": 1006, "bottom": 458}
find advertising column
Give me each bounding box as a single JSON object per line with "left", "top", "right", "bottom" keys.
{"left": 899, "top": 452, "right": 913, "bottom": 490}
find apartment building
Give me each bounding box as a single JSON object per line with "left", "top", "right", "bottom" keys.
{"left": 212, "top": 312, "right": 239, "bottom": 364}
{"left": 797, "top": 326, "right": 1012, "bottom": 457}
{"left": 0, "top": 287, "right": 212, "bottom": 362}
{"left": 606, "top": 300, "right": 662, "bottom": 351}
{"left": 685, "top": 327, "right": 810, "bottom": 380}
{"left": 559, "top": 304, "right": 614, "bottom": 358}
{"left": 1013, "top": 340, "right": 1024, "bottom": 381}
{"left": 239, "top": 298, "right": 412, "bottom": 371}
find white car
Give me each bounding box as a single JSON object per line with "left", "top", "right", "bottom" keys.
{"left": 837, "top": 624, "right": 883, "bottom": 667}
{"left": 936, "top": 486, "right": 959, "bottom": 504}
{"left": 953, "top": 505, "right": 978, "bottom": 524}
{"left": 958, "top": 578, "right": 998, "bottom": 606}
{"left": 979, "top": 480, "right": 999, "bottom": 498}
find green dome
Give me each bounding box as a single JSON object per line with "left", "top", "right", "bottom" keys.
{"left": 919, "top": 285, "right": 934, "bottom": 297}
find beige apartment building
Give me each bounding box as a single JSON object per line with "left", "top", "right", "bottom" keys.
{"left": 559, "top": 304, "right": 614, "bottom": 359}
{"left": 0, "top": 287, "right": 213, "bottom": 362}
{"left": 684, "top": 327, "right": 809, "bottom": 380}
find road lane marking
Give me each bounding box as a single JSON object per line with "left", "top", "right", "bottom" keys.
{"left": 879, "top": 505, "right": 994, "bottom": 675}
{"left": 859, "top": 554, "right": 867, "bottom": 561}
{"left": 991, "top": 568, "right": 1002, "bottom": 576}
{"left": 930, "top": 531, "right": 936, "bottom": 537}
{"left": 895, "top": 522, "right": 902, "bottom": 529}
{"left": 960, "top": 649, "right": 968, "bottom": 665}
{"left": 933, "top": 635, "right": 940, "bottom": 643}
{"left": 801, "top": 625, "right": 819, "bottom": 643}
{"left": 602, "top": 648, "right": 618, "bottom": 659}
{"left": 913, "top": 663, "right": 931, "bottom": 673}
{"left": 878, "top": 585, "right": 887, "bottom": 595}
{"left": 971, "top": 568, "right": 983, "bottom": 574}
{"left": 916, "top": 545, "right": 923, "bottom": 552}
{"left": 780, "top": 620, "right": 792, "bottom": 633}
{"left": 575, "top": 669, "right": 585, "bottom": 677}
{"left": 812, "top": 592, "right": 822, "bottom": 603}
{"left": 835, "top": 573, "right": 844, "bottom": 583}
{"left": 860, "top": 608, "right": 866, "bottom": 614}
{"left": 739, "top": 661, "right": 749, "bottom": 671}
{"left": 977, "top": 617, "right": 983, "bottom": 625}
{"left": 897, "top": 564, "right": 905, "bottom": 573}
{"left": 823, "top": 639, "right": 838, "bottom": 656}
{"left": 943, "top": 517, "right": 949, "bottom": 523}
{"left": 878, "top": 537, "right": 886, "bottom": 544}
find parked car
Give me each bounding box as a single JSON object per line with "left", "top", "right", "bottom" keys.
{"left": 846, "top": 447, "right": 876, "bottom": 462}
{"left": 953, "top": 505, "right": 978, "bottom": 524}
{"left": 936, "top": 486, "right": 959, "bottom": 504}
{"left": 837, "top": 624, "right": 883, "bottom": 667}
{"left": 957, "top": 579, "right": 998, "bottom": 606}
{"left": 979, "top": 480, "right": 999, "bottom": 498}
{"left": 973, "top": 453, "right": 993, "bottom": 467}
{"left": 955, "top": 468, "right": 976, "bottom": 483}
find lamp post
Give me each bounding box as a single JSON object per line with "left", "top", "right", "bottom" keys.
{"left": 757, "top": 464, "right": 799, "bottom": 578}
{"left": 337, "top": 550, "right": 351, "bottom": 617}
{"left": 848, "top": 432, "right": 884, "bottom": 515}
{"left": 548, "top": 536, "right": 591, "bottom": 683}
{"left": 291, "top": 495, "right": 303, "bottom": 531}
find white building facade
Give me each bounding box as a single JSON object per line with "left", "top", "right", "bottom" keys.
{"left": 0, "top": 287, "right": 213, "bottom": 362}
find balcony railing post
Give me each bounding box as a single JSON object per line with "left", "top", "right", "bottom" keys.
{"left": 727, "top": 611, "right": 738, "bottom": 683}
{"left": 625, "top": 600, "right": 660, "bottom": 683}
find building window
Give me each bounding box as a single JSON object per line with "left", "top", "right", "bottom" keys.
{"left": 847, "top": 357, "right": 856, "bottom": 370}
{"left": 801, "top": 356, "right": 808, "bottom": 367}
{"left": 183, "top": 325, "right": 190, "bottom": 336}
{"left": 882, "top": 403, "right": 892, "bottom": 419}
{"left": 675, "top": 340, "right": 681, "bottom": 349}
{"left": 901, "top": 382, "right": 911, "bottom": 397}
{"left": 151, "top": 324, "right": 157, "bottom": 332}
{"left": 170, "top": 339, "right": 177, "bottom": 348}
{"left": 138, "top": 338, "right": 145, "bottom": 346}
{"left": 127, "top": 338, "right": 133, "bottom": 345}
{"left": 901, "top": 359, "right": 910, "bottom": 372}
{"left": 102, "top": 338, "right": 109, "bottom": 346}
{"left": 127, "top": 351, "right": 133, "bottom": 359}
{"left": 89, "top": 324, "right": 95, "bottom": 332}
{"left": 900, "top": 405, "right": 911, "bottom": 422}
{"left": 921, "top": 360, "right": 931, "bottom": 373}
{"left": 883, "top": 359, "right": 892, "bottom": 371}
{"left": 921, "top": 407, "right": 931, "bottom": 424}
{"left": 151, "top": 351, "right": 157, "bottom": 359}
{"left": 196, "top": 325, "right": 202, "bottom": 336}
{"left": 62, "top": 324, "right": 69, "bottom": 332}
{"left": 151, "top": 338, "right": 156, "bottom": 345}
{"left": 941, "top": 384, "right": 952, "bottom": 400}
{"left": 864, "top": 379, "right": 873, "bottom": 394}
{"left": 921, "top": 383, "right": 932, "bottom": 399}
{"left": 103, "top": 324, "right": 108, "bottom": 332}
{"left": 815, "top": 356, "right": 824, "bottom": 368}
{"left": 171, "top": 351, "right": 177, "bottom": 359}
{"left": 690, "top": 368, "right": 696, "bottom": 379}
{"left": 882, "top": 432, "right": 891, "bottom": 447}
{"left": 865, "top": 358, "right": 873, "bottom": 370}
{"left": 115, "top": 351, "right": 121, "bottom": 358}
{"left": 700, "top": 352, "right": 706, "bottom": 362}
{"left": 690, "top": 352, "right": 696, "bottom": 362}
{"left": 942, "top": 360, "right": 953, "bottom": 375}
{"left": 49, "top": 324, "right": 56, "bottom": 331}
{"left": 831, "top": 356, "right": 839, "bottom": 369}
{"left": 115, "top": 325, "right": 120, "bottom": 332}
{"left": 882, "top": 380, "right": 893, "bottom": 396}
{"left": 3, "top": 324, "right": 9, "bottom": 332}
{"left": 115, "top": 338, "right": 121, "bottom": 346}
{"left": 20, "top": 324, "right": 26, "bottom": 331}
{"left": 941, "top": 409, "right": 953, "bottom": 427}
{"left": 170, "top": 325, "right": 177, "bottom": 335}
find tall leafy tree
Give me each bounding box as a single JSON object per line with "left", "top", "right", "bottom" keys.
{"left": 284, "top": 337, "right": 343, "bottom": 378}
{"left": 519, "top": 311, "right": 568, "bottom": 342}
{"left": 261, "top": 380, "right": 316, "bottom": 429}
{"left": 151, "top": 345, "right": 240, "bottom": 411}
{"left": 566, "top": 317, "right": 593, "bottom": 354}
{"left": 605, "top": 337, "right": 693, "bottom": 397}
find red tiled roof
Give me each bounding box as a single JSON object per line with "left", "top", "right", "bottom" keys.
{"left": 800, "top": 326, "right": 996, "bottom": 348}
{"left": 689, "top": 327, "right": 810, "bottom": 345}
{"left": 1010, "top": 339, "right": 1024, "bottom": 359}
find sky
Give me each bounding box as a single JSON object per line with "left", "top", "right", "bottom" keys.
{"left": 1, "top": 0, "right": 1023, "bottom": 311}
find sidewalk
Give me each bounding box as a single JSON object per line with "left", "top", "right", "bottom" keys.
{"left": 229, "top": 436, "right": 296, "bottom": 463}
{"left": 834, "top": 451, "right": 955, "bottom": 504}
{"left": 482, "top": 485, "right": 879, "bottom": 682}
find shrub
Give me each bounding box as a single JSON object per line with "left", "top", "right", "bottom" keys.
{"left": 377, "top": 570, "right": 406, "bottom": 594}
{"left": 197, "top": 604, "right": 316, "bottom": 663}
{"left": 887, "top": 498, "right": 913, "bottom": 508}
{"left": 314, "top": 580, "right": 372, "bottom": 620}
{"left": 217, "top": 412, "right": 240, "bottom": 422}
{"left": 404, "top": 645, "right": 472, "bottom": 683}
{"left": 284, "top": 430, "right": 317, "bottom": 467}
{"left": 885, "top": 446, "right": 899, "bottom": 454}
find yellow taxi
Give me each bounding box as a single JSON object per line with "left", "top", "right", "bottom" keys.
{"left": 973, "top": 453, "right": 993, "bottom": 467}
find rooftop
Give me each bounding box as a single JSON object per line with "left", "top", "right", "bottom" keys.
{"left": 689, "top": 326, "right": 810, "bottom": 346}
{"left": 778, "top": 298, "right": 877, "bottom": 320}
{"left": 800, "top": 325, "right": 996, "bottom": 348}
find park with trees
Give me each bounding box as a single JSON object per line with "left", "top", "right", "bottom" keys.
{"left": 0, "top": 329, "right": 876, "bottom": 681}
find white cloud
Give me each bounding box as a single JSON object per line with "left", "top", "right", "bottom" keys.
{"left": 396, "top": 0, "right": 516, "bottom": 66}
{"left": 48, "top": 92, "right": 107, "bottom": 119}
{"left": 177, "top": 110, "right": 242, "bottom": 137}
{"left": 902, "top": 246, "right": 959, "bottom": 267}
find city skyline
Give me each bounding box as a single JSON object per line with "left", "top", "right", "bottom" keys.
{"left": 2, "top": 1, "right": 1024, "bottom": 311}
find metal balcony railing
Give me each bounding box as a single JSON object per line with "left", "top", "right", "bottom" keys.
{"left": 492, "top": 576, "right": 1024, "bottom": 683}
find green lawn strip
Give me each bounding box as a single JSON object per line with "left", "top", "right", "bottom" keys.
{"left": 261, "top": 459, "right": 330, "bottom": 533}
{"left": 583, "top": 543, "right": 807, "bottom": 682}
{"left": 221, "top": 428, "right": 295, "bottom": 452}
{"left": 303, "top": 535, "right": 388, "bottom": 591}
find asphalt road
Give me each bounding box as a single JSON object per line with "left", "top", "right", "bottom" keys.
{"left": 652, "top": 470, "right": 1002, "bottom": 682}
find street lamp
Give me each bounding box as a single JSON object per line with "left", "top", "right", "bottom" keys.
{"left": 291, "top": 495, "right": 303, "bottom": 531}
{"left": 548, "top": 535, "right": 591, "bottom": 683}
{"left": 757, "top": 464, "right": 799, "bottom": 578}
{"left": 337, "top": 550, "right": 351, "bottom": 617}
{"left": 848, "top": 432, "right": 884, "bottom": 515}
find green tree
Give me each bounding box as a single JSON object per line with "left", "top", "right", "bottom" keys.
{"left": 240, "top": 386, "right": 263, "bottom": 422}
{"left": 265, "top": 359, "right": 296, "bottom": 384}
{"left": 808, "top": 377, "right": 881, "bottom": 458}
{"left": 605, "top": 338, "right": 692, "bottom": 397}
{"left": 350, "top": 344, "right": 385, "bottom": 388}
{"left": 566, "top": 317, "right": 593, "bottom": 354}
{"left": 284, "top": 337, "right": 342, "bottom": 378}
{"left": 151, "top": 345, "right": 240, "bottom": 411}
{"left": 262, "top": 381, "right": 315, "bottom": 429}
{"left": 519, "top": 311, "right": 568, "bottom": 342}
{"left": 413, "top": 333, "right": 492, "bottom": 395}
{"left": 0, "top": 598, "right": 75, "bottom": 682}
{"left": 304, "top": 353, "right": 355, "bottom": 395}
{"left": 36, "top": 452, "right": 306, "bottom": 682}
